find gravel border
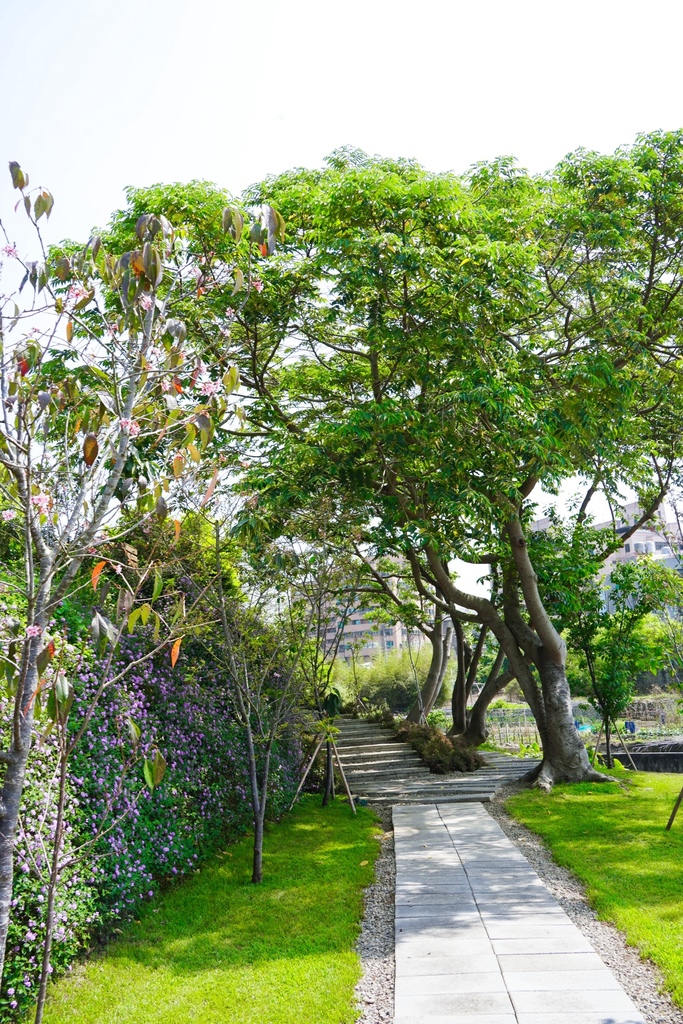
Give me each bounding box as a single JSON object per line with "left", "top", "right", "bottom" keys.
{"left": 355, "top": 804, "right": 395, "bottom": 1024}
{"left": 488, "top": 785, "right": 683, "bottom": 1024}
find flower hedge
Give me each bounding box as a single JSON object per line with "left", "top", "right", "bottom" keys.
{"left": 0, "top": 635, "right": 300, "bottom": 1022}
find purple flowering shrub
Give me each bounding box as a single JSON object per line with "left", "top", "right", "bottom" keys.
{"left": 0, "top": 634, "right": 300, "bottom": 1022}
{"left": 0, "top": 741, "right": 99, "bottom": 1021}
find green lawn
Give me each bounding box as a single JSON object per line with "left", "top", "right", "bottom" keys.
{"left": 41, "top": 798, "right": 380, "bottom": 1024}
{"left": 507, "top": 768, "right": 683, "bottom": 1007}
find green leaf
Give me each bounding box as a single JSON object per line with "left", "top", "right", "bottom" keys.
{"left": 152, "top": 570, "right": 163, "bottom": 601}
{"left": 153, "top": 749, "right": 167, "bottom": 786}
{"left": 140, "top": 602, "right": 152, "bottom": 626}
{"left": 9, "top": 161, "right": 27, "bottom": 190}
{"left": 127, "top": 607, "right": 142, "bottom": 634}
{"left": 127, "top": 717, "right": 141, "bottom": 748}
{"left": 143, "top": 759, "right": 155, "bottom": 790}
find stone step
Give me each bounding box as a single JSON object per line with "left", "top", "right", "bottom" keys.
{"left": 340, "top": 756, "right": 422, "bottom": 770}
{"left": 336, "top": 742, "right": 409, "bottom": 754}
{"left": 346, "top": 767, "right": 431, "bottom": 781}
{"left": 338, "top": 744, "right": 418, "bottom": 756}
{"left": 337, "top": 734, "right": 393, "bottom": 745}
{"left": 337, "top": 749, "right": 419, "bottom": 765}
{"left": 359, "top": 791, "right": 495, "bottom": 803}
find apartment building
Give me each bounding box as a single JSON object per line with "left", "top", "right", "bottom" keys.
{"left": 323, "top": 603, "right": 424, "bottom": 663}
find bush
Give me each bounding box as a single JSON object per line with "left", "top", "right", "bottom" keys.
{"left": 333, "top": 648, "right": 435, "bottom": 713}
{"left": 393, "top": 721, "right": 484, "bottom": 774}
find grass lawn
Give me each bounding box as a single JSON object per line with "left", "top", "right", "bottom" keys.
{"left": 507, "top": 767, "right": 683, "bottom": 1007}
{"left": 40, "top": 797, "right": 380, "bottom": 1024}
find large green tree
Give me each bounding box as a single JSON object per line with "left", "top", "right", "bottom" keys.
{"left": 224, "top": 136, "right": 683, "bottom": 788}
{"left": 113, "top": 135, "right": 683, "bottom": 789}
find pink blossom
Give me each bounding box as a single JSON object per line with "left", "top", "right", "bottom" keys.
{"left": 1, "top": 245, "right": 18, "bottom": 258}
{"left": 1, "top": 509, "right": 16, "bottom": 521}
{"left": 31, "top": 493, "right": 51, "bottom": 515}
{"left": 119, "top": 419, "right": 141, "bottom": 438}
{"left": 252, "top": 280, "right": 264, "bottom": 293}
{"left": 26, "top": 625, "right": 42, "bottom": 638}
{"left": 160, "top": 378, "right": 171, "bottom": 393}
{"left": 200, "top": 381, "right": 221, "bottom": 397}
{"left": 67, "top": 283, "right": 89, "bottom": 304}
{"left": 139, "top": 294, "right": 154, "bottom": 311}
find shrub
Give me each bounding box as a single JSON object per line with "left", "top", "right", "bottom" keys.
{"left": 0, "top": 635, "right": 300, "bottom": 1023}
{"left": 393, "top": 721, "right": 484, "bottom": 774}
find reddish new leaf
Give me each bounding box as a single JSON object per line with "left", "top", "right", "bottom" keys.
{"left": 83, "top": 433, "right": 99, "bottom": 467}
{"left": 170, "top": 637, "right": 182, "bottom": 668}
{"left": 91, "top": 560, "right": 107, "bottom": 590}
{"left": 201, "top": 467, "right": 218, "bottom": 507}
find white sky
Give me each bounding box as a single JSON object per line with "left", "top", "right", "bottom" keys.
{"left": 3, "top": 0, "right": 683, "bottom": 248}
{"left": 2, "top": 0, "right": 678, "bottom": 593}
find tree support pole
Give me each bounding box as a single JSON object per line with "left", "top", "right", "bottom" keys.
{"left": 289, "top": 733, "right": 325, "bottom": 810}
{"left": 612, "top": 720, "right": 638, "bottom": 771}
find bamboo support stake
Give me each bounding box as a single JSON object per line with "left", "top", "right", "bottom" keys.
{"left": 289, "top": 733, "right": 325, "bottom": 810}
{"left": 612, "top": 720, "right": 638, "bottom": 772}
{"left": 591, "top": 723, "right": 604, "bottom": 765}
{"left": 666, "top": 786, "right": 683, "bottom": 831}
{"left": 330, "top": 738, "right": 356, "bottom": 815}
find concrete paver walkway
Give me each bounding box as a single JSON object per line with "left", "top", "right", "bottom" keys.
{"left": 393, "top": 803, "right": 645, "bottom": 1024}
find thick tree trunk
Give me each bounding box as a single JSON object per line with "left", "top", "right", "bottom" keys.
{"left": 531, "top": 652, "right": 606, "bottom": 789}
{"left": 406, "top": 628, "right": 442, "bottom": 723}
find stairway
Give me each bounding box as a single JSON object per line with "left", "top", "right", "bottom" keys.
{"left": 336, "top": 716, "right": 540, "bottom": 804}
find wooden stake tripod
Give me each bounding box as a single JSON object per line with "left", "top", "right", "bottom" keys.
{"left": 290, "top": 730, "right": 356, "bottom": 814}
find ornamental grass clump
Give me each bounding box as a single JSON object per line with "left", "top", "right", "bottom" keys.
{"left": 393, "top": 720, "right": 484, "bottom": 774}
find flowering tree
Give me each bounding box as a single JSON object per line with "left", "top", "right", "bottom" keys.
{"left": 0, "top": 161, "right": 281, "bottom": 986}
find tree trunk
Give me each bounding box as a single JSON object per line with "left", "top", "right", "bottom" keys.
{"left": 34, "top": 752, "right": 68, "bottom": 1024}
{"left": 531, "top": 652, "right": 606, "bottom": 789}
{"left": 604, "top": 717, "right": 612, "bottom": 769}
{"left": 0, "top": 642, "right": 40, "bottom": 985}
{"left": 406, "top": 628, "right": 442, "bottom": 723}
{"left": 450, "top": 621, "right": 470, "bottom": 734}
{"left": 434, "top": 625, "right": 452, "bottom": 705}
{"left": 252, "top": 811, "right": 264, "bottom": 884}
{"left": 322, "top": 741, "right": 334, "bottom": 805}
{"left": 459, "top": 664, "right": 511, "bottom": 745}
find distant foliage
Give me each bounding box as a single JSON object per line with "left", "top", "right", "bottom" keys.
{"left": 334, "top": 648, "right": 436, "bottom": 713}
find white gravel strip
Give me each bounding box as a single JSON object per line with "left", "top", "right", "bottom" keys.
{"left": 355, "top": 804, "right": 395, "bottom": 1024}
{"left": 487, "top": 788, "right": 683, "bottom": 1024}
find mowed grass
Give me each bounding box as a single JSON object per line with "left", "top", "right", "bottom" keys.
{"left": 41, "top": 798, "right": 380, "bottom": 1024}
{"left": 507, "top": 768, "right": 683, "bottom": 1006}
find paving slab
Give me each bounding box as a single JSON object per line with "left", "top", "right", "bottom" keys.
{"left": 392, "top": 803, "right": 644, "bottom": 1024}
{"left": 394, "top": 1016, "right": 517, "bottom": 1024}
{"left": 515, "top": 1016, "right": 645, "bottom": 1024}
{"left": 496, "top": 953, "right": 606, "bottom": 973}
